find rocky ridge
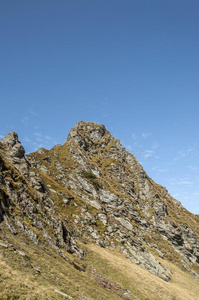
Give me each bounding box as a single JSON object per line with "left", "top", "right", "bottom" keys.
{"left": 1, "top": 121, "right": 199, "bottom": 284}
{"left": 0, "top": 132, "right": 83, "bottom": 263}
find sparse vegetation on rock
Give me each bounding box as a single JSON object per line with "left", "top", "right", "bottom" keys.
{"left": 0, "top": 121, "right": 199, "bottom": 299}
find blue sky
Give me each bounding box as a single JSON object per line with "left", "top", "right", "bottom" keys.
{"left": 0, "top": 0, "right": 199, "bottom": 214}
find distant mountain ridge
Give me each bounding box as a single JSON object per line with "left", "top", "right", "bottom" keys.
{"left": 0, "top": 121, "right": 199, "bottom": 299}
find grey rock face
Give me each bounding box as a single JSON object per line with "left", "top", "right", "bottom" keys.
{"left": 99, "top": 190, "right": 119, "bottom": 206}
{"left": 0, "top": 132, "right": 25, "bottom": 158}
{"left": 90, "top": 124, "right": 106, "bottom": 142}
{"left": 0, "top": 134, "right": 83, "bottom": 260}
{"left": 1, "top": 131, "right": 20, "bottom": 148}
{"left": 1, "top": 122, "right": 199, "bottom": 282}
{"left": 0, "top": 132, "right": 27, "bottom": 176}
{"left": 61, "top": 122, "right": 199, "bottom": 280}
{"left": 66, "top": 121, "right": 111, "bottom": 154}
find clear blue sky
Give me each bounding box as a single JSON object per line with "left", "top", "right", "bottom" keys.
{"left": 1, "top": 0, "right": 199, "bottom": 214}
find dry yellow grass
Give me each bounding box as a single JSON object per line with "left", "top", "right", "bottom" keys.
{"left": 0, "top": 257, "right": 51, "bottom": 299}
{"left": 1, "top": 123, "right": 199, "bottom": 300}
{"left": 86, "top": 243, "right": 199, "bottom": 300}
{"left": 0, "top": 226, "right": 126, "bottom": 299}
{"left": 1, "top": 238, "right": 198, "bottom": 300}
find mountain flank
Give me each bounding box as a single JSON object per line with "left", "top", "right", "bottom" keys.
{"left": 0, "top": 121, "right": 199, "bottom": 299}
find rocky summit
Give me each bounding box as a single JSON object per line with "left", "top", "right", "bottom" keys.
{"left": 0, "top": 121, "right": 199, "bottom": 300}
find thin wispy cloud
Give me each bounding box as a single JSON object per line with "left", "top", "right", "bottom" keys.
{"left": 6, "top": 124, "right": 14, "bottom": 129}
{"left": 21, "top": 109, "right": 38, "bottom": 126}
{"left": 193, "top": 192, "right": 199, "bottom": 196}
{"left": 33, "top": 132, "right": 42, "bottom": 137}
{"left": 132, "top": 133, "right": 137, "bottom": 140}
{"left": 173, "top": 151, "right": 186, "bottom": 162}
{"left": 152, "top": 166, "right": 160, "bottom": 171}
{"left": 188, "top": 166, "right": 198, "bottom": 171}
{"left": 152, "top": 142, "right": 159, "bottom": 150}
{"left": 45, "top": 135, "right": 53, "bottom": 141}
{"left": 172, "top": 146, "right": 198, "bottom": 162}
{"left": 126, "top": 145, "right": 134, "bottom": 151}
{"left": 178, "top": 180, "right": 193, "bottom": 185}
{"left": 23, "top": 137, "right": 31, "bottom": 142}
{"left": 181, "top": 196, "right": 193, "bottom": 200}
{"left": 22, "top": 116, "right": 29, "bottom": 124}
{"left": 23, "top": 132, "right": 58, "bottom": 153}
{"left": 187, "top": 147, "right": 196, "bottom": 153}
{"left": 168, "top": 177, "right": 194, "bottom": 186}
{"left": 158, "top": 169, "right": 168, "bottom": 172}
{"left": 168, "top": 177, "right": 178, "bottom": 183}
{"left": 152, "top": 166, "right": 167, "bottom": 172}
{"left": 28, "top": 109, "right": 37, "bottom": 117}
{"left": 141, "top": 150, "right": 154, "bottom": 159}
{"left": 141, "top": 132, "right": 152, "bottom": 139}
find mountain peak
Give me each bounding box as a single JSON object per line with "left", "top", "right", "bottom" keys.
{"left": 66, "top": 121, "right": 110, "bottom": 151}
{"left": 1, "top": 123, "right": 199, "bottom": 299}
{"left": 0, "top": 131, "right": 19, "bottom": 148}
{"left": 0, "top": 131, "right": 25, "bottom": 159}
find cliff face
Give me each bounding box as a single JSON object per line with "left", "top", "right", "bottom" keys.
{"left": 0, "top": 132, "right": 83, "bottom": 261}
{"left": 0, "top": 121, "right": 199, "bottom": 296}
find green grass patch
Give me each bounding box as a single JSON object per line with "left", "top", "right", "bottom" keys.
{"left": 82, "top": 171, "right": 102, "bottom": 190}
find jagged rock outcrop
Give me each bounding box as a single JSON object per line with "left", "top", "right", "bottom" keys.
{"left": 0, "top": 133, "right": 83, "bottom": 262}
{"left": 65, "top": 122, "right": 199, "bottom": 276}
{"left": 1, "top": 121, "right": 199, "bottom": 282}
{"left": 0, "top": 132, "right": 28, "bottom": 176}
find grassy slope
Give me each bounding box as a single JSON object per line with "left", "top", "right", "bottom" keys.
{"left": 86, "top": 244, "right": 199, "bottom": 300}
{"left": 0, "top": 224, "right": 199, "bottom": 300}
{"left": 32, "top": 141, "right": 199, "bottom": 274}
{"left": 1, "top": 124, "right": 199, "bottom": 299}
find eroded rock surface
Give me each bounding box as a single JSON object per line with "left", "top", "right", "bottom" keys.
{"left": 1, "top": 121, "right": 199, "bottom": 281}
{"left": 0, "top": 133, "right": 83, "bottom": 261}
